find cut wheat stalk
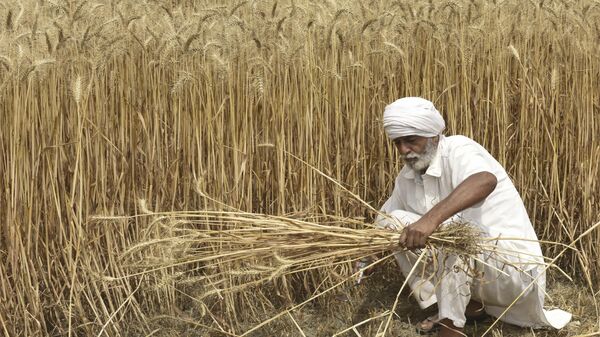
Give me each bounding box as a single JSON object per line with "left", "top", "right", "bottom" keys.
{"left": 88, "top": 210, "right": 516, "bottom": 336}
{"left": 118, "top": 210, "right": 486, "bottom": 285}
{"left": 107, "top": 208, "right": 581, "bottom": 336}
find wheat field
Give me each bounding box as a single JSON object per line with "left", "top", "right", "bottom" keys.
{"left": 0, "top": 0, "right": 599, "bottom": 336}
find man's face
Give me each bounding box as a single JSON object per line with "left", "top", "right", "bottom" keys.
{"left": 393, "top": 135, "right": 438, "bottom": 172}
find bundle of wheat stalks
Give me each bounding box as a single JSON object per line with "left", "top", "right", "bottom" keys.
{"left": 111, "top": 208, "right": 591, "bottom": 336}
{"left": 121, "top": 210, "right": 484, "bottom": 299}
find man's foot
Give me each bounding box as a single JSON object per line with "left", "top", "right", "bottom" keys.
{"left": 415, "top": 315, "right": 439, "bottom": 334}
{"left": 465, "top": 300, "right": 485, "bottom": 319}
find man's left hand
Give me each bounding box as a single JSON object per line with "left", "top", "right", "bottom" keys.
{"left": 399, "top": 219, "right": 438, "bottom": 249}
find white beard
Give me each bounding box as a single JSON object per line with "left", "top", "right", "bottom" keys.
{"left": 402, "top": 139, "right": 438, "bottom": 172}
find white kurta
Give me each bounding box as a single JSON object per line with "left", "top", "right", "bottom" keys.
{"left": 376, "top": 135, "right": 571, "bottom": 329}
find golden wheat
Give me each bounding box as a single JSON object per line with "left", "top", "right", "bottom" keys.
{"left": 0, "top": 0, "right": 599, "bottom": 336}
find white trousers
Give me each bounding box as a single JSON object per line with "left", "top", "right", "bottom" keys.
{"left": 380, "top": 210, "right": 571, "bottom": 329}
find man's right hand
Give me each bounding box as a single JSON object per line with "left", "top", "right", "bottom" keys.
{"left": 399, "top": 218, "right": 438, "bottom": 249}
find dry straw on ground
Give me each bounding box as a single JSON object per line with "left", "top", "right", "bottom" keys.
{"left": 100, "top": 207, "right": 599, "bottom": 336}
{"left": 103, "top": 209, "right": 485, "bottom": 336}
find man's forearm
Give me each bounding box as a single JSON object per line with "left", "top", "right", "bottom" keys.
{"left": 420, "top": 171, "right": 498, "bottom": 227}
{"left": 399, "top": 171, "right": 498, "bottom": 249}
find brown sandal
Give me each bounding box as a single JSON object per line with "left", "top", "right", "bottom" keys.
{"left": 415, "top": 312, "right": 488, "bottom": 335}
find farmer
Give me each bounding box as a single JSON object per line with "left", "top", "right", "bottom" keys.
{"left": 374, "top": 97, "right": 571, "bottom": 336}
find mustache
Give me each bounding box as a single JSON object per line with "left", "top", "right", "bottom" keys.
{"left": 401, "top": 153, "right": 420, "bottom": 159}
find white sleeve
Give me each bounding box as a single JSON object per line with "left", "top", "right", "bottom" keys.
{"left": 449, "top": 144, "right": 498, "bottom": 188}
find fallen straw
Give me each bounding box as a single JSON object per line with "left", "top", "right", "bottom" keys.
{"left": 104, "top": 209, "right": 583, "bottom": 337}
{"left": 119, "top": 210, "right": 485, "bottom": 297}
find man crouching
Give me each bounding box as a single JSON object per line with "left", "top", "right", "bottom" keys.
{"left": 375, "top": 97, "right": 571, "bottom": 336}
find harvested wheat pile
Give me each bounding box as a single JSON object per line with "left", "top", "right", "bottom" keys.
{"left": 107, "top": 209, "right": 490, "bottom": 335}
{"left": 121, "top": 210, "right": 483, "bottom": 292}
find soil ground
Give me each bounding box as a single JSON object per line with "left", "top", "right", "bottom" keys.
{"left": 142, "top": 262, "right": 599, "bottom": 337}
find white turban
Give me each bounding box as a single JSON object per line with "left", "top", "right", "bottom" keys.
{"left": 383, "top": 97, "right": 445, "bottom": 139}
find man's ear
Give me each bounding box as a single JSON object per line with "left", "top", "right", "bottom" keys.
{"left": 431, "top": 135, "right": 440, "bottom": 145}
